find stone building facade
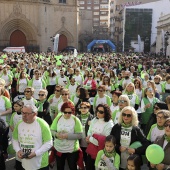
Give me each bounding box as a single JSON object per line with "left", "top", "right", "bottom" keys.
{"left": 0, "top": 0, "right": 78, "bottom": 52}
{"left": 156, "top": 13, "right": 170, "bottom": 56}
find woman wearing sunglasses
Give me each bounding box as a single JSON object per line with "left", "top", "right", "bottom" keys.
{"left": 150, "top": 117, "right": 170, "bottom": 170}
{"left": 86, "top": 104, "right": 114, "bottom": 170}
{"left": 112, "top": 95, "right": 130, "bottom": 124}
{"left": 83, "top": 72, "right": 97, "bottom": 97}
{"left": 76, "top": 102, "right": 94, "bottom": 167}
{"left": 48, "top": 85, "right": 63, "bottom": 121}
{"left": 110, "top": 106, "right": 149, "bottom": 170}
{"left": 51, "top": 102, "right": 83, "bottom": 170}
{"left": 141, "top": 87, "right": 160, "bottom": 134}
{"left": 36, "top": 89, "right": 52, "bottom": 125}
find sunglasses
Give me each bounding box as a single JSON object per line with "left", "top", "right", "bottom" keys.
{"left": 80, "top": 107, "right": 88, "bottom": 109}
{"left": 24, "top": 91, "right": 31, "bottom": 93}
{"left": 98, "top": 89, "right": 104, "bottom": 92}
{"left": 55, "top": 90, "right": 60, "bottom": 92}
{"left": 64, "top": 111, "right": 72, "bottom": 114}
{"left": 38, "top": 94, "right": 45, "bottom": 96}
{"left": 122, "top": 113, "right": 132, "bottom": 118}
{"left": 164, "top": 124, "right": 170, "bottom": 128}
{"left": 62, "top": 93, "right": 68, "bottom": 96}
{"left": 88, "top": 76, "right": 92, "bottom": 77}
{"left": 96, "top": 109, "right": 104, "bottom": 114}
{"left": 118, "top": 100, "right": 127, "bottom": 104}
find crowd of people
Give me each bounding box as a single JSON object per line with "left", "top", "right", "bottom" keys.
{"left": 0, "top": 51, "right": 170, "bottom": 170}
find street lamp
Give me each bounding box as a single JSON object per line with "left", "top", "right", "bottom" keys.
{"left": 164, "top": 31, "right": 170, "bottom": 57}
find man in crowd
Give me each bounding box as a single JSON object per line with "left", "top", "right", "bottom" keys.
{"left": 12, "top": 104, "right": 52, "bottom": 170}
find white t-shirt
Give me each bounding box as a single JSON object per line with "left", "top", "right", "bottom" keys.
{"left": 19, "top": 79, "right": 28, "bottom": 93}
{"left": 32, "top": 79, "right": 43, "bottom": 99}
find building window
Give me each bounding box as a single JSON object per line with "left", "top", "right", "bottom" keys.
{"left": 59, "top": 0, "right": 66, "bottom": 3}
{"left": 94, "top": 6, "right": 99, "bottom": 9}
{"left": 79, "top": 7, "right": 84, "bottom": 9}
{"left": 87, "top": 6, "right": 91, "bottom": 9}
{"left": 79, "top": 1, "right": 84, "bottom": 4}
{"left": 116, "top": 5, "right": 120, "bottom": 11}
{"left": 101, "top": 11, "right": 107, "bottom": 15}
{"left": 94, "top": 12, "right": 99, "bottom": 15}
{"left": 93, "top": 18, "right": 99, "bottom": 21}
{"left": 87, "top": 1, "right": 91, "bottom": 4}
{"left": 94, "top": 0, "right": 99, "bottom": 4}
{"left": 101, "top": 0, "right": 108, "bottom": 3}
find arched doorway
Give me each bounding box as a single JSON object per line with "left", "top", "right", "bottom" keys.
{"left": 10, "top": 30, "right": 26, "bottom": 47}
{"left": 58, "top": 34, "right": 67, "bottom": 51}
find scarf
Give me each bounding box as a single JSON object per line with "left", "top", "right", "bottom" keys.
{"left": 164, "top": 135, "right": 170, "bottom": 142}
{"left": 81, "top": 112, "right": 90, "bottom": 119}
{"left": 157, "top": 124, "right": 164, "bottom": 130}
{"left": 127, "top": 92, "right": 133, "bottom": 95}
{"left": 17, "top": 111, "right": 21, "bottom": 115}
{"left": 121, "top": 122, "right": 132, "bottom": 128}
{"left": 103, "top": 148, "right": 116, "bottom": 158}
{"left": 37, "top": 99, "right": 46, "bottom": 112}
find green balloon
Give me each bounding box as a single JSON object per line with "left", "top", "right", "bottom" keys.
{"left": 146, "top": 144, "right": 164, "bottom": 164}
{"left": 7, "top": 144, "right": 16, "bottom": 154}
{"left": 129, "top": 141, "right": 142, "bottom": 149}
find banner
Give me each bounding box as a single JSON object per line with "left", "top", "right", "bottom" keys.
{"left": 53, "top": 34, "right": 60, "bottom": 54}
{"left": 138, "top": 35, "right": 141, "bottom": 52}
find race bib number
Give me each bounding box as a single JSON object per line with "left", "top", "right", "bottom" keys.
{"left": 21, "top": 144, "right": 34, "bottom": 153}
{"left": 98, "top": 157, "right": 114, "bottom": 170}
{"left": 120, "top": 127, "right": 132, "bottom": 147}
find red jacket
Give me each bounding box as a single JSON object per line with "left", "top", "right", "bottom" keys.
{"left": 84, "top": 79, "right": 97, "bottom": 90}
{"left": 86, "top": 133, "right": 106, "bottom": 159}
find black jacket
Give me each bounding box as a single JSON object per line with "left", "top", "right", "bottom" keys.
{"left": 110, "top": 124, "right": 150, "bottom": 155}
{"left": 26, "top": 68, "right": 34, "bottom": 79}
{"left": 37, "top": 100, "right": 52, "bottom": 125}
{"left": 0, "top": 119, "right": 8, "bottom": 154}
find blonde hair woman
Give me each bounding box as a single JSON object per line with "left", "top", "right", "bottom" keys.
{"left": 110, "top": 106, "right": 149, "bottom": 170}
{"left": 123, "top": 82, "right": 139, "bottom": 110}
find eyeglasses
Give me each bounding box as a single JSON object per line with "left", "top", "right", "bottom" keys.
{"left": 154, "top": 106, "right": 160, "bottom": 110}
{"left": 55, "top": 90, "right": 60, "bottom": 92}
{"left": 164, "top": 124, "right": 170, "bottom": 128}
{"left": 98, "top": 89, "right": 104, "bottom": 92}
{"left": 35, "top": 73, "right": 41, "bottom": 75}
{"left": 118, "top": 100, "right": 127, "bottom": 104}
{"left": 62, "top": 93, "right": 68, "bottom": 96}
{"left": 156, "top": 116, "right": 165, "bottom": 120}
{"left": 104, "top": 79, "right": 109, "bottom": 81}
{"left": 80, "top": 107, "right": 88, "bottom": 109}
{"left": 88, "top": 76, "right": 92, "bottom": 77}
{"left": 96, "top": 109, "right": 104, "bottom": 114}
{"left": 122, "top": 113, "right": 132, "bottom": 118}
{"left": 24, "top": 91, "right": 31, "bottom": 93}
{"left": 38, "top": 94, "right": 45, "bottom": 96}
{"left": 22, "top": 112, "right": 33, "bottom": 116}
{"left": 63, "top": 111, "right": 72, "bottom": 114}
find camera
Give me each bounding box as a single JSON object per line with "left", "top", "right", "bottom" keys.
{"left": 22, "top": 152, "right": 30, "bottom": 159}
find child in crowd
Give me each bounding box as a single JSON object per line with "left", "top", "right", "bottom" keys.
{"left": 127, "top": 154, "right": 142, "bottom": 170}
{"left": 9, "top": 100, "right": 24, "bottom": 131}
{"left": 9, "top": 100, "right": 24, "bottom": 170}
{"left": 95, "top": 135, "right": 120, "bottom": 170}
